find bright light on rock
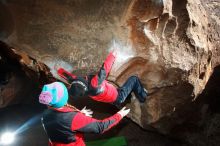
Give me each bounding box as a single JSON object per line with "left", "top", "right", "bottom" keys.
{"left": 0, "top": 132, "right": 15, "bottom": 145}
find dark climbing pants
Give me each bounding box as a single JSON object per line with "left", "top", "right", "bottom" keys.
{"left": 114, "top": 76, "right": 147, "bottom": 105}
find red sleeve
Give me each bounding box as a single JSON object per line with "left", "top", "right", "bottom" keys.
{"left": 91, "top": 52, "right": 116, "bottom": 87}
{"left": 102, "top": 52, "right": 116, "bottom": 76}
{"left": 57, "top": 68, "right": 77, "bottom": 83}
{"left": 71, "top": 112, "right": 122, "bottom": 134}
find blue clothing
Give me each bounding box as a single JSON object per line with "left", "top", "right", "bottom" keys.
{"left": 114, "top": 76, "right": 147, "bottom": 105}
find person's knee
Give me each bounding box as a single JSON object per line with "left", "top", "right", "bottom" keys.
{"left": 130, "top": 76, "right": 140, "bottom": 83}
{"left": 129, "top": 75, "right": 139, "bottom": 82}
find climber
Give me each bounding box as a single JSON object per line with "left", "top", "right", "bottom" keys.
{"left": 57, "top": 49, "right": 148, "bottom": 107}
{"left": 39, "top": 81, "right": 130, "bottom": 146}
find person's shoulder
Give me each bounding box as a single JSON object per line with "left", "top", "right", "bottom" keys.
{"left": 48, "top": 106, "right": 77, "bottom": 113}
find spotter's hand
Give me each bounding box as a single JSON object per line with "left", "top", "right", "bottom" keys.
{"left": 117, "top": 107, "right": 130, "bottom": 118}
{"left": 81, "top": 106, "right": 93, "bottom": 117}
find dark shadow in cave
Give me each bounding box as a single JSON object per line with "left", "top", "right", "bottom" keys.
{"left": 168, "top": 65, "right": 220, "bottom": 146}
{"left": 0, "top": 1, "right": 14, "bottom": 39}
{"left": 201, "top": 65, "right": 220, "bottom": 113}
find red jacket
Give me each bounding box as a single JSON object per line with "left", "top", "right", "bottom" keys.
{"left": 42, "top": 106, "right": 122, "bottom": 146}
{"left": 89, "top": 52, "right": 118, "bottom": 103}
{"left": 57, "top": 52, "right": 118, "bottom": 103}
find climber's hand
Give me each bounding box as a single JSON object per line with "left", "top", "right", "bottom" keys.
{"left": 81, "top": 106, "right": 93, "bottom": 117}
{"left": 54, "top": 62, "right": 61, "bottom": 71}
{"left": 112, "top": 49, "right": 118, "bottom": 57}
{"left": 117, "top": 107, "right": 130, "bottom": 118}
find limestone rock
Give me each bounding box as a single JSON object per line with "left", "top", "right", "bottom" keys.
{"left": 112, "top": 0, "right": 219, "bottom": 134}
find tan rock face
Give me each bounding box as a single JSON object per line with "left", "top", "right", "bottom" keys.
{"left": 0, "top": 0, "right": 219, "bottom": 134}
{"left": 0, "top": 41, "right": 55, "bottom": 108}
{"left": 113, "top": 0, "right": 220, "bottom": 133}
{"left": 1, "top": 0, "right": 133, "bottom": 76}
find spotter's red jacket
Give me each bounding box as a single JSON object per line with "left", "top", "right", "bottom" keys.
{"left": 42, "top": 106, "right": 122, "bottom": 146}
{"left": 58, "top": 52, "right": 118, "bottom": 103}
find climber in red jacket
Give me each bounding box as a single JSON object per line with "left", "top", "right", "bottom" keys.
{"left": 39, "top": 81, "right": 130, "bottom": 146}
{"left": 57, "top": 50, "right": 148, "bottom": 106}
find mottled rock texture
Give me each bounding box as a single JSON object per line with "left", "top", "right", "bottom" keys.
{"left": 0, "top": 0, "right": 132, "bottom": 75}
{"left": 115, "top": 0, "right": 214, "bottom": 134}
{"left": 0, "top": 41, "right": 55, "bottom": 108}
{"left": 0, "top": 0, "right": 220, "bottom": 135}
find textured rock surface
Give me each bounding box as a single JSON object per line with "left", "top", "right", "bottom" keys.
{"left": 113, "top": 0, "right": 210, "bottom": 134}
{"left": 0, "top": 0, "right": 220, "bottom": 135}
{"left": 1, "top": 0, "right": 132, "bottom": 76}
{"left": 0, "top": 41, "right": 55, "bottom": 108}
{"left": 112, "top": 0, "right": 220, "bottom": 134}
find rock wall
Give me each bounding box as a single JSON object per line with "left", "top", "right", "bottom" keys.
{"left": 113, "top": 0, "right": 217, "bottom": 134}
{"left": 0, "top": 41, "right": 55, "bottom": 108}
{"left": 0, "top": 0, "right": 132, "bottom": 76}
{"left": 0, "top": 0, "right": 219, "bottom": 134}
